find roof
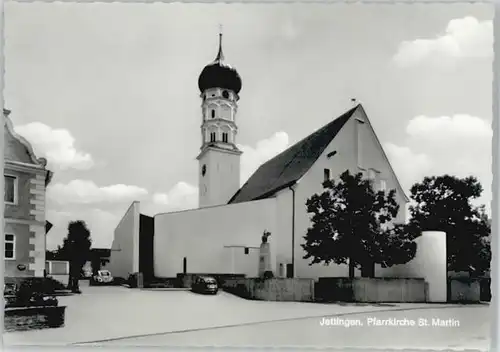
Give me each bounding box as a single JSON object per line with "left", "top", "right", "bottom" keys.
{"left": 228, "top": 105, "right": 359, "bottom": 204}
{"left": 45, "top": 221, "right": 53, "bottom": 234}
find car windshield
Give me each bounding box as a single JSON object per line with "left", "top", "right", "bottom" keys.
{"left": 203, "top": 278, "right": 216, "bottom": 283}
{"left": 99, "top": 271, "right": 110, "bottom": 276}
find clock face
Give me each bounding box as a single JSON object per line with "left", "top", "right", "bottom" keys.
{"left": 201, "top": 164, "right": 207, "bottom": 176}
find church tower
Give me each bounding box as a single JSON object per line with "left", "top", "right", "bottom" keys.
{"left": 197, "top": 31, "right": 243, "bottom": 208}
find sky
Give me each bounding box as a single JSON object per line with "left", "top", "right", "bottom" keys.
{"left": 4, "top": 2, "right": 494, "bottom": 249}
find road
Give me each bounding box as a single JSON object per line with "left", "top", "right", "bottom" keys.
{"left": 3, "top": 283, "right": 491, "bottom": 350}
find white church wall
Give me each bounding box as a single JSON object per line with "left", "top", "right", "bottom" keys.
{"left": 376, "top": 231, "right": 447, "bottom": 302}
{"left": 107, "top": 201, "right": 140, "bottom": 279}
{"left": 288, "top": 110, "right": 408, "bottom": 280}
{"left": 154, "top": 198, "right": 277, "bottom": 278}
{"left": 198, "top": 149, "right": 241, "bottom": 208}
{"left": 353, "top": 108, "right": 408, "bottom": 223}
{"left": 292, "top": 116, "right": 359, "bottom": 279}
{"left": 275, "top": 189, "right": 293, "bottom": 277}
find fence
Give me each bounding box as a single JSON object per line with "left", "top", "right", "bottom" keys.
{"left": 315, "top": 277, "right": 427, "bottom": 303}
{"left": 45, "top": 261, "right": 70, "bottom": 275}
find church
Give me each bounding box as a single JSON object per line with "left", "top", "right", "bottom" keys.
{"left": 107, "top": 33, "right": 409, "bottom": 282}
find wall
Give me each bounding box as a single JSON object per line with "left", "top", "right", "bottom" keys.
{"left": 377, "top": 231, "right": 447, "bottom": 302}
{"left": 449, "top": 278, "right": 481, "bottom": 303}
{"left": 221, "top": 278, "right": 315, "bottom": 302}
{"left": 198, "top": 148, "right": 241, "bottom": 208}
{"left": 277, "top": 108, "right": 408, "bottom": 280}
{"left": 154, "top": 198, "right": 276, "bottom": 278}
{"left": 107, "top": 201, "right": 140, "bottom": 279}
{"left": 4, "top": 222, "right": 32, "bottom": 277}
{"left": 139, "top": 214, "right": 155, "bottom": 280}
{"left": 45, "top": 260, "right": 69, "bottom": 275}
{"left": 314, "top": 277, "right": 426, "bottom": 303}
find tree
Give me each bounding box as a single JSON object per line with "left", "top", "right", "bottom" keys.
{"left": 64, "top": 220, "right": 92, "bottom": 293}
{"left": 302, "top": 170, "right": 416, "bottom": 278}
{"left": 407, "top": 175, "right": 491, "bottom": 274}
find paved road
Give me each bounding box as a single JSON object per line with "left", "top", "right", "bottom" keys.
{"left": 3, "top": 284, "right": 491, "bottom": 350}
{"left": 100, "top": 305, "right": 488, "bottom": 350}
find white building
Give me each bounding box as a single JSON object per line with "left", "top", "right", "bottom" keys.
{"left": 108, "top": 34, "right": 409, "bottom": 281}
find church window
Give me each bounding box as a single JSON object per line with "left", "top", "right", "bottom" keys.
{"left": 222, "top": 132, "right": 228, "bottom": 143}
{"left": 357, "top": 120, "right": 364, "bottom": 168}
{"left": 210, "top": 132, "right": 216, "bottom": 142}
{"left": 323, "top": 169, "right": 330, "bottom": 182}
{"left": 379, "top": 179, "right": 387, "bottom": 192}
{"left": 211, "top": 109, "right": 215, "bottom": 118}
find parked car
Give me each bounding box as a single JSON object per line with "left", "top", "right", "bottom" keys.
{"left": 93, "top": 270, "right": 114, "bottom": 285}
{"left": 191, "top": 276, "right": 218, "bottom": 295}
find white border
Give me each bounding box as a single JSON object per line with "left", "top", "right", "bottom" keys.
{"left": 3, "top": 174, "right": 18, "bottom": 205}
{"left": 0, "top": 1, "right": 497, "bottom": 352}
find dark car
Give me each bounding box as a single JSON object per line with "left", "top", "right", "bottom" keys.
{"left": 191, "top": 276, "right": 218, "bottom": 295}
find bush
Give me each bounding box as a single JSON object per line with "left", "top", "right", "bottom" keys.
{"left": 5, "top": 280, "right": 59, "bottom": 308}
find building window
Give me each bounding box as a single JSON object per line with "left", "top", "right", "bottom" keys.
{"left": 210, "top": 132, "right": 216, "bottom": 142}
{"left": 323, "top": 169, "right": 330, "bottom": 182}
{"left": 5, "top": 234, "right": 15, "bottom": 260}
{"left": 379, "top": 179, "right": 387, "bottom": 192}
{"left": 222, "top": 132, "right": 228, "bottom": 143}
{"left": 4, "top": 175, "right": 17, "bottom": 204}
{"left": 211, "top": 110, "right": 215, "bottom": 118}
{"left": 357, "top": 120, "right": 364, "bottom": 168}
{"left": 244, "top": 247, "right": 249, "bottom": 255}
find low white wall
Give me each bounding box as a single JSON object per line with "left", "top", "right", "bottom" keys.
{"left": 154, "top": 198, "right": 277, "bottom": 278}
{"left": 376, "top": 231, "right": 447, "bottom": 302}
{"left": 107, "top": 201, "right": 140, "bottom": 279}
{"left": 45, "top": 260, "right": 69, "bottom": 275}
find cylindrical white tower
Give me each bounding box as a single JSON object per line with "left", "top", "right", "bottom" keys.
{"left": 196, "top": 31, "right": 243, "bottom": 208}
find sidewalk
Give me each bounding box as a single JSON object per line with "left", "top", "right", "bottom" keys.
{"left": 4, "top": 287, "right": 458, "bottom": 346}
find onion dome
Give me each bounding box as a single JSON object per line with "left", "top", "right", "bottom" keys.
{"left": 198, "top": 32, "right": 242, "bottom": 95}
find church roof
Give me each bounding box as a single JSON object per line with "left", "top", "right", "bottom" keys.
{"left": 228, "top": 105, "right": 359, "bottom": 204}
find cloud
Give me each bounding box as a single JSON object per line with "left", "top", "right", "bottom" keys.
{"left": 14, "top": 122, "right": 95, "bottom": 170}
{"left": 392, "top": 17, "right": 492, "bottom": 68}
{"left": 48, "top": 180, "right": 148, "bottom": 205}
{"left": 150, "top": 181, "right": 198, "bottom": 213}
{"left": 384, "top": 143, "right": 433, "bottom": 191}
{"left": 239, "top": 131, "right": 290, "bottom": 184}
{"left": 46, "top": 208, "right": 120, "bottom": 249}
{"left": 386, "top": 113, "right": 492, "bottom": 213}
{"left": 143, "top": 132, "right": 291, "bottom": 215}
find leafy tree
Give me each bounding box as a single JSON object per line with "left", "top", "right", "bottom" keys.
{"left": 63, "top": 221, "right": 92, "bottom": 293}
{"left": 302, "top": 170, "right": 416, "bottom": 278}
{"left": 407, "top": 175, "right": 491, "bottom": 275}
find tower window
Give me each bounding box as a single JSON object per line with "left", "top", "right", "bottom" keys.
{"left": 323, "top": 169, "right": 330, "bottom": 182}
{"left": 210, "top": 132, "right": 216, "bottom": 142}
{"left": 379, "top": 179, "right": 387, "bottom": 192}
{"left": 211, "top": 110, "right": 215, "bottom": 119}
{"left": 222, "top": 90, "right": 229, "bottom": 99}
{"left": 222, "top": 132, "right": 228, "bottom": 143}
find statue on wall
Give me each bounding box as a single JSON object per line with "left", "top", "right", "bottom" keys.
{"left": 261, "top": 230, "right": 271, "bottom": 244}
